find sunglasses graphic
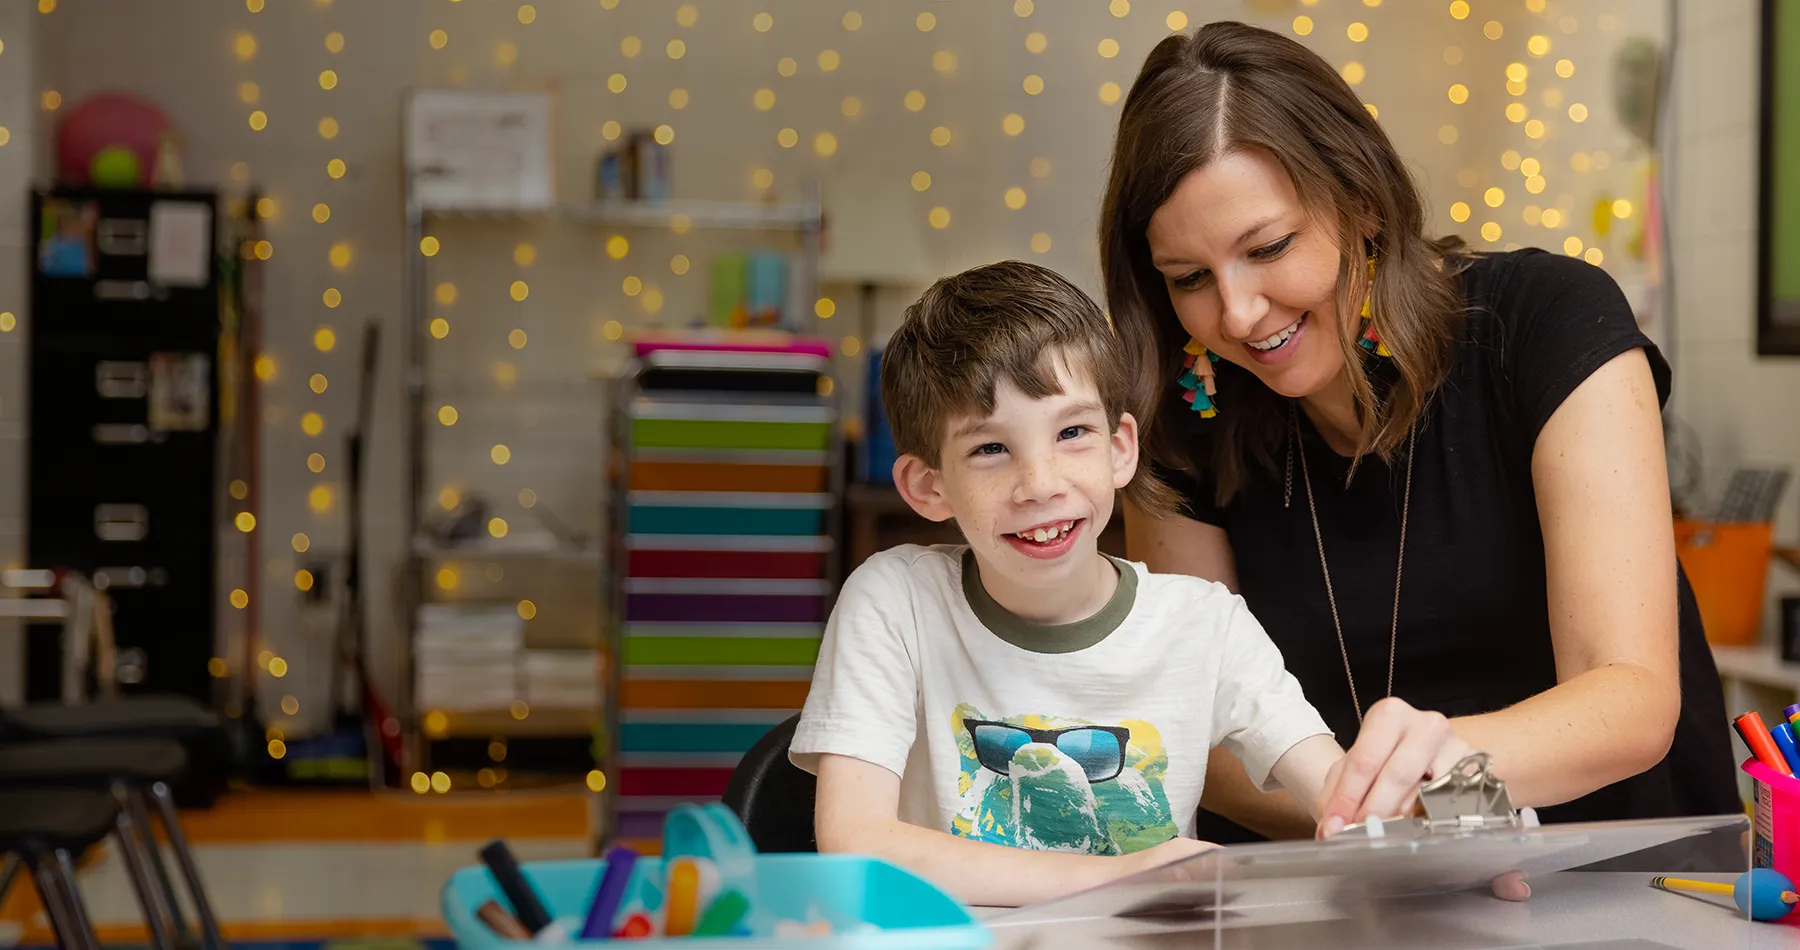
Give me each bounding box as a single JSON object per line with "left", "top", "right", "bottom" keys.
{"left": 964, "top": 720, "right": 1131, "bottom": 784}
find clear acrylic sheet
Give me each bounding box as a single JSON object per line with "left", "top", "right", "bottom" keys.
{"left": 993, "top": 814, "right": 1757, "bottom": 949}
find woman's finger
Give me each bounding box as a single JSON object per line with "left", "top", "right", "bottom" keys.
{"left": 1426, "top": 738, "right": 1477, "bottom": 784}
{"left": 1353, "top": 710, "right": 1450, "bottom": 822}
{"left": 1490, "top": 871, "right": 1530, "bottom": 901}
{"left": 1320, "top": 701, "right": 1410, "bottom": 828}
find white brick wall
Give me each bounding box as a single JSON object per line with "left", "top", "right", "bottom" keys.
{"left": 1663, "top": 0, "right": 1800, "bottom": 637}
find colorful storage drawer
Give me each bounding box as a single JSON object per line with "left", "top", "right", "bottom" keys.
{"left": 630, "top": 418, "right": 830, "bottom": 451}
{"left": 624, "top": 625, "right": 823, "bottom": 667}
{"left": 621, "top": 678, "right": 811, "bottom": 710}
{"left": 625, "top": 594, "right": 827, "bottom": 624}
{"left": 630, "top": 459, "right": 829, "bottom": 494}
{"left": 626, "top": 492, "right": 833, "bottom": 537}
{"left": 627, "top": 548, "right": 826, "bottom": 579}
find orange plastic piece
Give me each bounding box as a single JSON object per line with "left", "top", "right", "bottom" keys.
{"left": 1675, "top": 519, "right": 1774, "bottom": 647}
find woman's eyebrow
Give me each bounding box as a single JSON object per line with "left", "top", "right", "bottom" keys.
{"left": 1148, "top": 214, "right": 1285, "bottom": 268}
{"left": 1233, "top": 214, "right": 1284, "bottom": 247}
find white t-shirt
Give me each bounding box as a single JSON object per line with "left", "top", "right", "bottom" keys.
{"left": 790, "top": 544, "right": 1332, "bottom": 855}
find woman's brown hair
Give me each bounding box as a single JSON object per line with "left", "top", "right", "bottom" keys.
{"left": 1101, "top": 20, "right": 1469, "bottom": 509}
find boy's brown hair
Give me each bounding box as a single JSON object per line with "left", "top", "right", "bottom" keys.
{"left": 880, "top": 260, "right": 1172, "bottom": 508}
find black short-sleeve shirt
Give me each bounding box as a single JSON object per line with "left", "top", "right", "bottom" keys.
{"left": 1156, "top": 249, "right": 1738, "bottom": 839}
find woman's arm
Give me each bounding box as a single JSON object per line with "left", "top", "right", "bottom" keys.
{"left": 1446, "top": 348, "right": 1681, "bottom": 806}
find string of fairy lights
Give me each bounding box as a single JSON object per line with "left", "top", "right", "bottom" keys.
{"left": 2, "top": 0, "right": 1644, "bottom": 791}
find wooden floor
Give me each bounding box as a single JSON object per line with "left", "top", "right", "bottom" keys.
{"left": 0, "top": 787, "right": 604, "bottom": 947}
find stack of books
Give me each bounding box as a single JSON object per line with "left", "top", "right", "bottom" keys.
{"left": 414, "top": 604, "right": 524, "bottom": 712}
{"left": 521, "top": 650, "right": 602, "bottom": 709}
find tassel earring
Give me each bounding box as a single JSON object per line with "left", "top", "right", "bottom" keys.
{"left": 1178, "top": 337, "right": 1220, "bottom": 417}
{"left": 1356, "top": 255, "right": 1391, "bottom": 357}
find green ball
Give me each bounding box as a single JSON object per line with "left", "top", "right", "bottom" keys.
{"left": 89, "top": 146, "right": 141, "bottom": 188}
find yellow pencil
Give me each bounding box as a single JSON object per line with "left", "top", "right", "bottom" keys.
{"left": 1651, "top": 876, "right": 1735, "bottom": 898}
{"left": 1652, "top": 876, "right": 1799, "bottom": 903}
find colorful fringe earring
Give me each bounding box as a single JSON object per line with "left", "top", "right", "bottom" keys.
{"left": 1178, "top": 337, "right": 1220, "bottom": 417}
{"left": 1356, "top": 255, "right": 1391, "bottom": 357}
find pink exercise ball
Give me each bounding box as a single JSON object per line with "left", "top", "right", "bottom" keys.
{"left": 55, "top": 92, "right": 171, "bottom": 188}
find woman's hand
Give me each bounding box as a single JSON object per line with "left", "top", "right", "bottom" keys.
{"left": 1313, "top": 697, "right": 1476, "bottom": 837}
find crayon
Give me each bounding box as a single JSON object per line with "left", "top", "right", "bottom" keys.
{"left": 1734, "top": 711, "right": 1794, "bottom": 777}
{"left": 1775, "top": 722, "right": 1800, "bottom": 775}
{"left": 477, "top": 900, "right": 532, "bottom": 941}
{"left": 479, "top": 840, "right": 554, "bottom": 934}
{"left": 578, "top": 847, "right": 639, "bottom": 940}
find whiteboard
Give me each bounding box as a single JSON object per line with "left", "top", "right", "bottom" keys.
{"left": 403, "top": 89, "right": 555, "bottom": 211}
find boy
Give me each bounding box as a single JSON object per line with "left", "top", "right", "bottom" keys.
{"left": 790, "top": 261, "right": 1470, "bottom": 907}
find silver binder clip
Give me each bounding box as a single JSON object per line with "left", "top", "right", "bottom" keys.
{"left": 1332, "top": 753, "right": 1519, "bottom": 840}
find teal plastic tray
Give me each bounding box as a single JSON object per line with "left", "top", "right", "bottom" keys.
{"left": 442, "top": 854, "right": 991, "bottom": 949}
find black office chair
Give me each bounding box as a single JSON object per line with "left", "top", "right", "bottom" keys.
{"left": 0, "top": 696, "right": 228, "bottom": 807}
{"left": 0, "top": 739, "right": 224, "bottom": 950}
{"left": 0, "top": 789, "right": 121, "bottom": 950}
{"left": 721, "top": 714, "right": 818, "bottom": 853}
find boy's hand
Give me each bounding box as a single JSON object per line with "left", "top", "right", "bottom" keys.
{"left": 1313, "top": 697, "right": 1477, "bottom": 837}
{"left": 1116, "top": 836, "right": 1219, "bottom": 880}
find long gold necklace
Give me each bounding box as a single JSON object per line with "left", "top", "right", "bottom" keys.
{"left": 1284, "top": 403, "right": 1415, "bottom": 723}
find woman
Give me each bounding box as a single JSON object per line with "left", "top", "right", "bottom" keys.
{"left": 1104, "top": 21, "right": 1739, "bottom": 844}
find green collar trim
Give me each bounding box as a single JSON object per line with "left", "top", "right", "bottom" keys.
{"left": 960, "top": 549, "right": 1137, "bottom": 654}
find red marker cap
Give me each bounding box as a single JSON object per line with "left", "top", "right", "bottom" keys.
{"left": 1736, "top": 711, "right": 1794, "bottom": 777}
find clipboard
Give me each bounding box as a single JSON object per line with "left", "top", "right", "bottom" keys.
{"left": 999, "top": 756, "right": 1750, "bottom": 928}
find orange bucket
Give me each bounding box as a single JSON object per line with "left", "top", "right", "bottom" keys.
{"left": 1674, "top": 518, "right": 1775, "bottom": 646}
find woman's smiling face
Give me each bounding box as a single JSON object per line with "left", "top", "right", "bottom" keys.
{"left": 1146, "top": 148, "right": 1352, "bottom": 401}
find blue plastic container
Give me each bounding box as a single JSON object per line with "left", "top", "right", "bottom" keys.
{"left": 443, "top": 854, "right": 990, "bottom": 949}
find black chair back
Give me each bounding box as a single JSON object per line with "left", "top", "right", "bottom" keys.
{"left": 721, "top": 714, "right": 817, "bottom": 853}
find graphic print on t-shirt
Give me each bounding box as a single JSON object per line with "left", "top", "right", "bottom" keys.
{"left": 948, "top": 704, "right": 1176, "bottom": 855}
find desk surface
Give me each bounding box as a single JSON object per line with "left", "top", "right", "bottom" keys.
{"left": 982, "top": 872, "right": 1792, "bottom": 949}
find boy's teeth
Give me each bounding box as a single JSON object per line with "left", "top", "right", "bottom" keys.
{"left": 1016, "top": 521, "right": 1074, "bottom": 542}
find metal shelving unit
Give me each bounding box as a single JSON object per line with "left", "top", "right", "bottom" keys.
{"left": 400, "top": 180, "right": 825, "bottom": 789}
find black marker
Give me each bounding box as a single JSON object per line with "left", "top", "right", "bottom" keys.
{"left": 479, "top": 839, "right": 553, "bottom": 934}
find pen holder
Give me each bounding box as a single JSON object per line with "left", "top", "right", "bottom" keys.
{"left": 1744, "top": 759, "right": 1800, "bottom": 925}
{"left": 444, "top": 803, "right": 988, "bottom": 948}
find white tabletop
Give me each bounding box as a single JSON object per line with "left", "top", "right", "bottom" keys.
{"left": 980, "top": 872, "right": 1797, "bottom": 949}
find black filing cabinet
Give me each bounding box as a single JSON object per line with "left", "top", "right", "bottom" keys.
{"left": 26, "top": 188, "right": 221, "bottom": 706}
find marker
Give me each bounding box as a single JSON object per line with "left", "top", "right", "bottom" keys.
{"left": 612, "top": 913, "right": 653, "bottom": 938}
{"left": 479, "top": 840, "right": 554, "bottom": 934}
{"left": 1786, "top": 703, "right": 1800, "bottom": 730}
{"left": 663, "top": 856, "right": 719, "bottom": 937}
{"left": 578, "top": 847, "right": 639, "bottom": 939}
{"left": 1734, "top": 712, "right": 1793, "bottom": 777}
{"left": 693, "top": 890, "right": 750, "bottom": 937}
{"left": 1774, "top": 722, "right": 1800, "bottom": 775}
{"left": 477, "top": 900, "right": 532, "bottom": 940}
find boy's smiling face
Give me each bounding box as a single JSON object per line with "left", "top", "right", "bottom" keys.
{"left": 894, "top": 353, "right": 1139, "bottom": 619}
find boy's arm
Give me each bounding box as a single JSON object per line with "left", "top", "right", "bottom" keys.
{"left": 1200, "top": 746, "right": 1319, "bottom": 840}
{"left": 815, "top": 753, "right": 1215, "bottom": 907}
